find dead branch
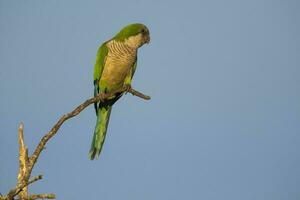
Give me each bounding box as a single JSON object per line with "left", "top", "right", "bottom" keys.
{"left": 17, "top": 123, "right": 29, "bottom": 199}
{"left": 5, "top": 175, "right": 43, "bottom": 200}
{"left": 1, "top": 86, "right": 150, "bottom": 200}
{"left": 28, "top": 85, "right": 150, "bottom": 175}
{"left": 28, "top": 194, "right": 56, "bottom": 200}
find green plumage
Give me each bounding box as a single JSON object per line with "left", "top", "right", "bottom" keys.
{"left": 89, "top": 105, "right": 112, "bottom": 159}
{"left": 89, "top": 23, "right": 150, "bottom": 160}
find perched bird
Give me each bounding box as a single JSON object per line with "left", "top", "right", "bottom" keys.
{"left": 89, "top": 23, "right": 150, "bottom": 160}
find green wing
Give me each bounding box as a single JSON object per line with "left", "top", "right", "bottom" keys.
{"left": 131, "top": 59, "right": 137, "bottom": 79}
{"left": 124, "top": 59, "right": 137, "bottom": 85}
{"left": 93, "top": 43, "right": 108, "bottom": 114}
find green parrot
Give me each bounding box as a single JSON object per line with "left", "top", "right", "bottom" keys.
{"left": 89, "top": 23, "right": 150, "bottom": 160}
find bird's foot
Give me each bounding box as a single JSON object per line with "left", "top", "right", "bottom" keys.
{"left": 124, "top": 84, "right": 132, "bottom": 94}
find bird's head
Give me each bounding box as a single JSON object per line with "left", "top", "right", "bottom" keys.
{"left": 114, "top": 23, "right": 150, "bottom": 49}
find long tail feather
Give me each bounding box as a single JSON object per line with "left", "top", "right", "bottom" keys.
{"left": 89, "top": 106, "right": 112, "bottom": 160}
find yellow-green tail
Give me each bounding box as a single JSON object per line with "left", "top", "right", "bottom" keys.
{"left": 89, "top": 106, "right": 112, "bottom": 160}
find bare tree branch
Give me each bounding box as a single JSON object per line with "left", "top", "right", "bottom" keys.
{"left": 5, "top": 175, "right": 43, "bottom": 200}
{"left": 28, "top": 194, "right": 56, "bottom": 200}
{"left": 17, "top": 123, "right": 29, "bottom": 199}
{"left": 1, "top": 86, "right": 150, "bottom": 200}
{"left": 28, "top": 86, "right": 150, "bottom": 174}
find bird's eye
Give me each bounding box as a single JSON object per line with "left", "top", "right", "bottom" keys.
{"left": 141, "top": 29, "right": 146, "bottom": 33}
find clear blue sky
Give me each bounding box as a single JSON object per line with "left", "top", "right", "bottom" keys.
{"left": 1, "top": 1, "right": 299, "bottom": 199}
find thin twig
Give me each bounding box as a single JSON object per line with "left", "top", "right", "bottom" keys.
{"left": 6, "top": 175, "right": 43, "bottom": 200}
{"left": 28, "top": 194, "right": 56, "bottom": 200}
{"left": 127, "top": 87, "right": 151, "bottom": 100}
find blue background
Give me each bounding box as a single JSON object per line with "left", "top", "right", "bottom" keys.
{"left": 1, "top": 1, "right": 299, "bottom": 199}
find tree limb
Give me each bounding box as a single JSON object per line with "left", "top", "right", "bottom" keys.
{"left": 2, "top": 86, "right": 150, "bottom": 200}
{"left": 28, "top": 86, "right": 150, "bottom": 174}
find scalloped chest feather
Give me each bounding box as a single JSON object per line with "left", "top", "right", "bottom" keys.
{"left": 100, "top": 40, "right": 137, "bottom": 91}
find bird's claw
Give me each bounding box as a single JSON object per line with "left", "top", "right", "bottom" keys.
{"left": 124, "top": 84, "right": 132, "bottom": 94}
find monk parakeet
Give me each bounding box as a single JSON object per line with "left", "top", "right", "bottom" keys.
{"left": 89, "top": 23, "right": 150, "bottom": 160}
